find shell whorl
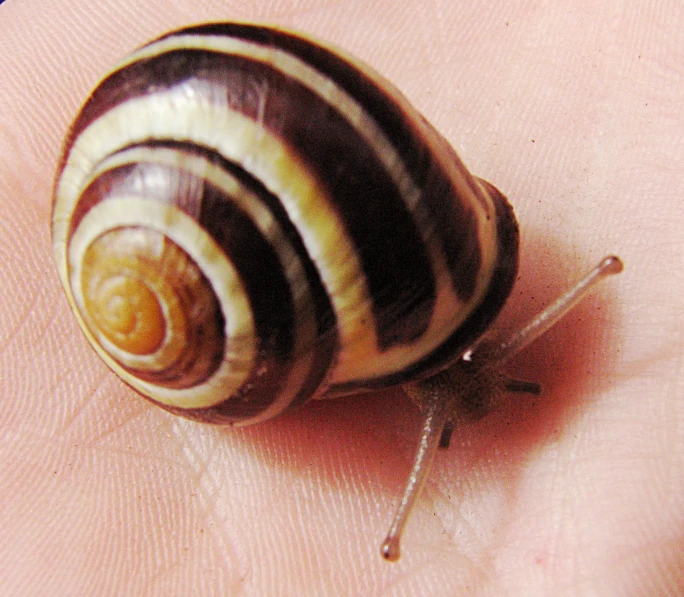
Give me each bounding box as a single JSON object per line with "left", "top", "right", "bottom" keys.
{"left": 52, "top": 23, "right": 518, "bottom": 424}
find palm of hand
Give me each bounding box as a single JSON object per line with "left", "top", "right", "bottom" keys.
{"left": 0, "top": 1, "right": 682, "bottom": 595}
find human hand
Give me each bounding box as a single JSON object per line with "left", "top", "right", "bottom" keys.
{"left": 1, "top": 1, "right": 682, "bottom": 595}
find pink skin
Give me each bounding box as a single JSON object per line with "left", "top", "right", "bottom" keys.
{"left": 1, "top": 1, "right": 682, "bottom": 595}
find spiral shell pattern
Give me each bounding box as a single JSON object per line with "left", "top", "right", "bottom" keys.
{"left": 52, "top": 23, "right": 519, "bottom": 424}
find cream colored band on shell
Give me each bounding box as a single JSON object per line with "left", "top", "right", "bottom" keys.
{"left": 118, "top": 32, "right": 500, "bottom": 381}
{"left": 54, "top": 42, "right": 498, "bottom": 389}
{"left": 101, "top": 145, "right": 323, "bottom": 423}
{"left": 68, "top": 197, "right": 255, "bottom": 410}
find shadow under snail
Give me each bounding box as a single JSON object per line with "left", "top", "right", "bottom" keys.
{"left": 51, "top": 22, "right": 623, "bottom": 561}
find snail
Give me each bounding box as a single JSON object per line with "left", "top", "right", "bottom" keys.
{"left": 51, "top": 22, "right": 623, "bottom": 561}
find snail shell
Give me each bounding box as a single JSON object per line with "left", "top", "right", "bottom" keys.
{"left": 52, "top": 22, "right": 518, "bottom": 425}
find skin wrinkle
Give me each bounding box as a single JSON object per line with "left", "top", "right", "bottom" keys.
{"left": 0, "top": 0, "right": 683, "bottom": 596}
{"left": 147, "top": 419, "right": 250, "bottom": 593}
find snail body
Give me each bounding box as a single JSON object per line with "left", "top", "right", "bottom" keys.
{"left": 53, "top": 22, "right": 517, "bottom": 425}
{"left": 52, "top": 23, "right": 622, "bottom": 560}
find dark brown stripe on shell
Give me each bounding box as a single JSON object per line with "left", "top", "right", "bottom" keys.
{"left": 418, "top": 155, "right": 482, "bottom": 303}
{"left": 167, "top": 23, "right": 488, "bottom": 303}
{"left": 64, "top": 46, "right": 438, "bottom": 350}
{"left": 328, "top": 179, "right": 518, "bottom": 394}
{"left": 193, "top": 153, "right": 338, "bottom": 420}
{"left": 71, "top": 148, "right": 338, "bottom": 421}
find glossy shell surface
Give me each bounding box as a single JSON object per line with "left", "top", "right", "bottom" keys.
{"left": 52, "top": 23, "right": 518, "bottom": 424}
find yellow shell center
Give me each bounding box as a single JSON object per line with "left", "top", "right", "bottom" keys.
{"left": 92, "top": 275, "right": 165, "bottom": 355}
{"left": 75, "top": 226, "right": 224, "bottom": 387}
